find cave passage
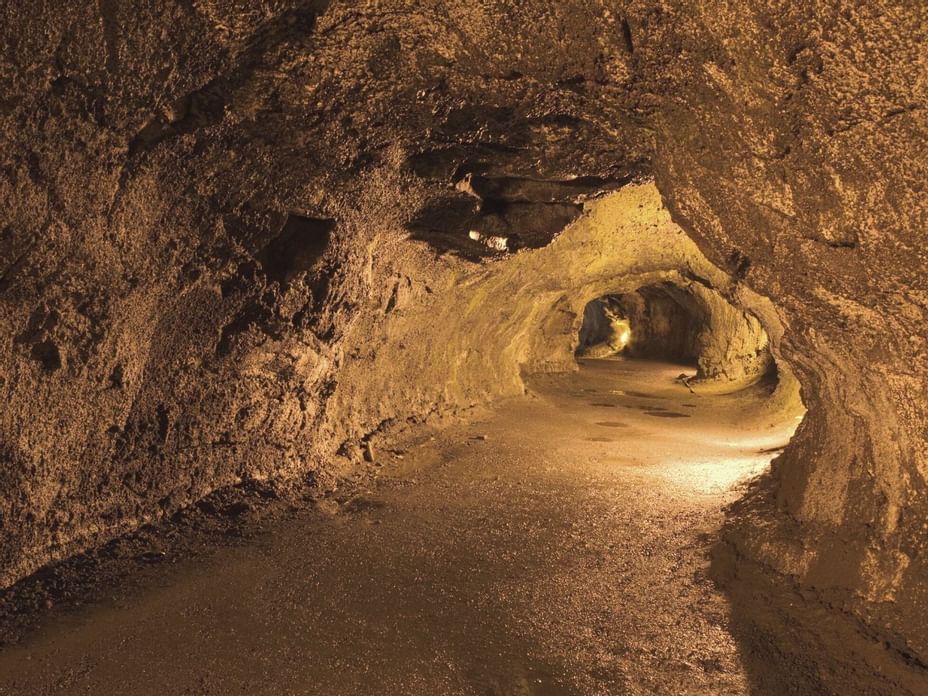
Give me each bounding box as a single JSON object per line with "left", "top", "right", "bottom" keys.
{"left": 577, "top": 281, "right": 777, "bottom": 387}
{"left": 578, "top": 285, "right": 709, "bottom": 367}
{"left": 0, "top": 338, "right": 804, "bottom": 695}
{"left": 1, "top": 0, "right": 923, "bottom": 690}
{"left": 0, "top": 182, "right": 812, "bottom": 693}
{"left": 572, "top": 281, "right": 797, "bottom": 488}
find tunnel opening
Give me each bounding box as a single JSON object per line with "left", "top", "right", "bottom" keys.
{"left": 576, "top": 281, "right": 776, "bottom": 389}
{"left": 577, "top": 284, "right": 701, "bottom": 367}
{"left": 0, "top": 174, "right": 818, "bottom": 692}
{"left": 565, "top": 276, "right": 805, "bottom": 492}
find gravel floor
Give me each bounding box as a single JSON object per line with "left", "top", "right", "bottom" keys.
{"left": 0, "top": 359, "right": 800, "bottom": 695}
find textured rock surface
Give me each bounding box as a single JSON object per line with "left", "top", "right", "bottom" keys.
{"left": 1, "top": 0, "right": 926, "bottom": 688}
{"left": 325, "top": 185, "right": 780, "bottom": 468}
{"left": 647, "top": 1, "right": 928, "bottom": 685}
{"left": 0, "top": 0, "right": 657, "bottom": 590}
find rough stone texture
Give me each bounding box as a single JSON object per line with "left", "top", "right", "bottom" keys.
{"left": 325, "top": 185, "right": 783, "bottom": 464}
{"left": 0, "top": 0, "right": 644, "bottom": 589}
{"left": 1, "top": 0, "right": 926, "bottom": 688}
{"left": 645, "top": 1, "right": 928, "bottom": 686}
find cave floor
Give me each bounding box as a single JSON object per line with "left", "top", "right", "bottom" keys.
{"left": 0, "top": 359, "right": 801, "bottom": 695}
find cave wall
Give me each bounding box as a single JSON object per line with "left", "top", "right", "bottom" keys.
{"left": 319, "top": 184, "right": 759, "bottom": 467}
{"left": 681, "top": 283, "right": 773, "bottom": 383}
{"left": 0, "top": 0, "right": 650, "bottom": 589}
{"left": 616, "top": 287, "right": 700, "bottom": 363}
{"left": 576, "top": 299, "right": 616, "bottom": 353}
{"left": 577, "top": 281, "right": 773, "bottom": 386}
{"left": 643, "top": 0, "right": 928, "bottom": 674}
{"left": 1, "top": 0, "right": 926, "bottom": 685}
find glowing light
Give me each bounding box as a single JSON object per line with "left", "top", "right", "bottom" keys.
{"left": 613, "top": 321, "right": 632, "bottom": 351}
{"left": 691, "top": 456, "right": 770, "bottom": 491}
{"left": 468, "top": 229, "right": 509, "bottom": 251}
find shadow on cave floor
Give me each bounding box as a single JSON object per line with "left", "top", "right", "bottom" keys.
{"left": 0, "top": 359, "right": 803, "bottom": 695}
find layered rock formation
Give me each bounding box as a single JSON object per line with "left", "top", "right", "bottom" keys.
{"left": 1, "top": 0, "right": 925, "bottom": 689}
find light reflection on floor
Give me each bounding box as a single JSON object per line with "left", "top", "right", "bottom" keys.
{"left": 0, "top": 358, "right": 806, "bottom": 695}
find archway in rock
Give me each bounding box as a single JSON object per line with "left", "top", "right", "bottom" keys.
{"left": 0, "top": 182, "right": 808, "bottom": 694}
{"left": 570, "top": 278, "right": 803, "bottom": 492}
{"left": 576, "top": 281, "right": 774, "bottom": 386}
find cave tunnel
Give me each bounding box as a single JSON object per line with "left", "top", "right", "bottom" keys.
{"left": 576, "top": 282, "right": 776, "bottom": 383}
{"left": 1, "top": 3, "right": 926, "bottom": 695}
{"left": 570, "top": 280, "right": 797, "bottom": 488}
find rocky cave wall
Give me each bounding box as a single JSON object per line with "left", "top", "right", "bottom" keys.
{"left": 326, "top": 184, "right": 778, "bottom": 466}
{"left": 0, "top": 0, "right": 660, "bottom": 588}
{"left": 613, "top": 287, "right": 703, "bottom": 363}
{"left": 646, "top": 0, "right": 928, "bottom": 681}
{"left": 576, "top": 299, "right": 617, "bottom": 354}
{"left": 1, "top": 0, "right": 926, "bottom": 686}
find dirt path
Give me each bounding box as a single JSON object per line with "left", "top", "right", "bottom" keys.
{"left": 0, "top": 360, "right": 800, "bottom": 695}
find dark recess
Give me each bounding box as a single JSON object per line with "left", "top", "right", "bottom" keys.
{"left": 30, "top": 341, "right": 61, "bottom": 372}
{"left": 621, "top": 18, "right": 634, "bottom": 53}
{"left": 258, "top": 215, "right": 335, "bottom": 286}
